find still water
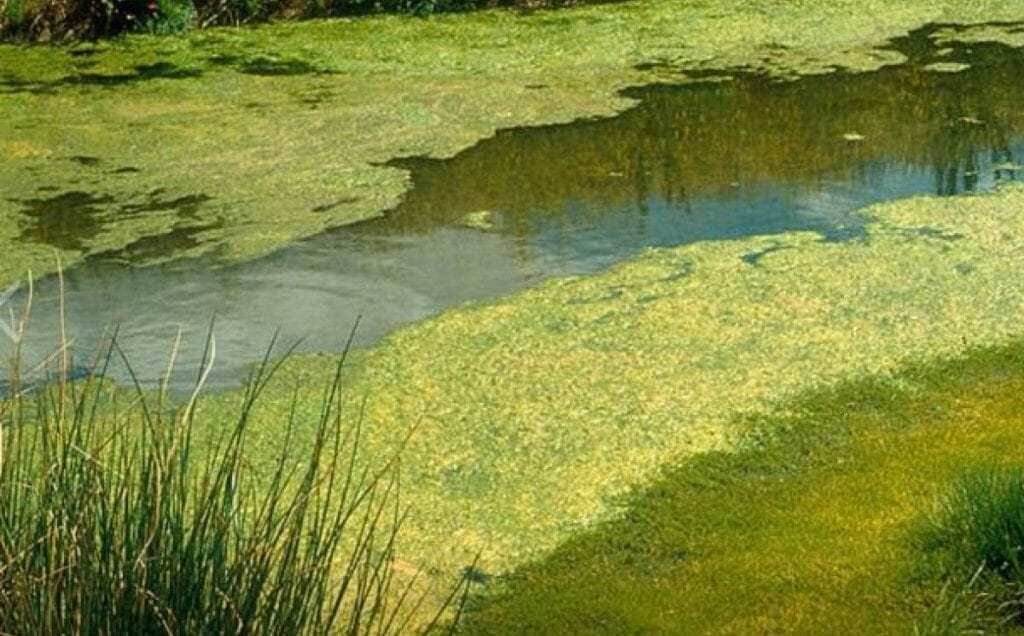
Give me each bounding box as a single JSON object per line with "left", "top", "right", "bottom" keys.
{"left": 5, "top": 25, "right": 1024, "bottom": 392}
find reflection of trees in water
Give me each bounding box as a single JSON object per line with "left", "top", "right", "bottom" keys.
{"left": 362, "top": 38, "right": 1024, "bottom": 242}
{"left": 930, "top": 129, "right": 1019, "bottom": 196}
{"left": 926, "top": 74, "right": 1018, "bottom": 196}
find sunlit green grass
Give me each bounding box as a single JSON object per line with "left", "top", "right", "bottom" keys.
{"left": 459, "top": 342, "right": 1024, "bottom": 633}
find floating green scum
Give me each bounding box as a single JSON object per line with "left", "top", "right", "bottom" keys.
{"left": 192, "top": 184, "right": 1024, "bottom": 582}
{"left": 3, "top": 3, "right": 1024, "bottom": 285}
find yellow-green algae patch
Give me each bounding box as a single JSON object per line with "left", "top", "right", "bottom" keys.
{"left": 923, "top": 61, "right": 971, "bottom": 73}
{"left": 196, "top": 184, "right": 1024, "bottom": 579}
{"left": 4, "top": 0, "right": 1024, "bottom": 285}
{"left": 932, "top": 22, "right": 1024, "bottom": 49}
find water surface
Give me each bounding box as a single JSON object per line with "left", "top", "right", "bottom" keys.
{"left": 5, "top": 25, "right": 1024, "bottom": 391}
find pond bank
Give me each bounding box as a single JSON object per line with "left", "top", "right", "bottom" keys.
{"left": 4, "top": 2, "right": 1024, "bottom": 286}
{"left": 461, "top": 340, "right": 1024, "bottom": 633}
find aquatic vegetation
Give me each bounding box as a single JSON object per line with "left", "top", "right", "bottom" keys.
{"left": 923, "top": 61, "right": 971, "bottom": 73}
{"left": 10, "top": 31, "right": 1024, "bottom": 396}
{"left": 3, "top": 1, "right": 1024, "bottom": 286}
{"left": 459, "top": 210, "right": 496, "bottom": 231}
{"left": 184, "top": 184, "right": 1024, "bottom": 589}
{"left": 3, "top": 2, "right": 1024, "bottom": 629}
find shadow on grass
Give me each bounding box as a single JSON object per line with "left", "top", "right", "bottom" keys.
{"left": 460, "top": 342, "right": 1024, "bottom": 633}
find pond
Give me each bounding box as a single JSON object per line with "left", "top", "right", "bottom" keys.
{"left": 4, "top": 24, "right": 1024, "bottom": 392}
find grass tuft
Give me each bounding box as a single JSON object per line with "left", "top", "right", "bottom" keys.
{"left": 922, "top": 468, "right": 1024, "bottom": 582}
{"left": 0, "top": 288, "right": 463, "bottom": 633}
{"left": 916, "top": 467, "right": 1024, "bottom": 633}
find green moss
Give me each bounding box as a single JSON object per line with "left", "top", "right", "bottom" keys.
{"left": 186, "top": 185, "right": 1024, "bottom": 589}
{"left": 3, "top": 0, "right": 1024, "bottom": 284}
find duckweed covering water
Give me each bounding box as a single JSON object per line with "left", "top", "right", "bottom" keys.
{"left": 192, "top": 184, "right": 1024, "bottom": 580}
{"left": 4, "top": 2, "right": 1024, "bottom": 284}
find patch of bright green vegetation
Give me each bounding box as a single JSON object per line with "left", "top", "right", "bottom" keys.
{"left": 923, "top": 61, "right": 971, "bottom": 73}
{"left": 932, "top": 22, "right": 1024, "bottom": 49}
{"left": 923, "top": 468, "right": 1024, "bottom": 580}
{"left": 458, "top": 210, "right": 496, "bottom": 231}
{"left": 189, "top": 184, "right": 1024, "bottom": 587}
{"left": 460, "top": 341, "right": 1024, "bottom": 633}
{"left": 3, "top": 1, "right": 1024, "bottom": 285}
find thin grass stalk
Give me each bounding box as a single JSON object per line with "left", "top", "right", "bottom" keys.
{"left": 0, "top": 287, "right": 466, "bottom": 633}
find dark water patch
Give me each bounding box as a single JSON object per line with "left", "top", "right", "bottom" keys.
{"left": 68, "top": 155, "right": 101, "bottom": 166}
{"left": 113, "top": 166, "right": 141, "bottom": 174}
{"left": 0, "top": 74, "right": 51, "bottom": 95}
{"left": 10, "top": 189, "right": 213, "bottom": 251}
{"left": 885, "top": 21, "right": 1024, "bottom": 63}
{"left": 375, "top": 22, "right": 1024, "bottom": 254}
{"left": 207, "top": 52, "right": 336, "bottom": 77}
{"left": 12, "top": 191, "right": 115, "bottom": 251}
{"left": 741, "top": 243, "right": 797, "bottom": 267}
{"left": 242, "top": 56, "right": 330, "bottom": 76}
{"left": 67, "top": 62, "right": 204, "bottom": 86}
{"left": 94, "top": 219, "right": 224, "bottom": 263}
{"left": 312, "top": 196, "right": 360, "bottom": 213}
{"left": 121, "top": 192, "right": 212, "bottom": 215}
{"left": 7, "top": 25, "right": 1024, "bottom": 392}
{"left": 0, "top": 62, "right": 203, "bottom": 95}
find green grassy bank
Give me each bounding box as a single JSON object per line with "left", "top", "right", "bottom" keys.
{"left": 3, "top": 2, "right": 1024, "bottom": 286}
{"left": 460, "top": 339, "right": 1024, "bottom": 633}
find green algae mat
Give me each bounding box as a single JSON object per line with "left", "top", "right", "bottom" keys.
{"left": 4, "top": 1, "right": 1024, "bottom": 285}
{"left": 192, "top": 184, "right": 1024, "bottom": 593}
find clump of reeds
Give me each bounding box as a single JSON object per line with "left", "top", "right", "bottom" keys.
{"left": 923, "top": 468, "right": 1024, "bottom": 582}
{"left": 0, "top": 270, "right": 466, "bottom": 634}
{"left": 916, "top": 467, "right": 1024, "bottom": 633}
